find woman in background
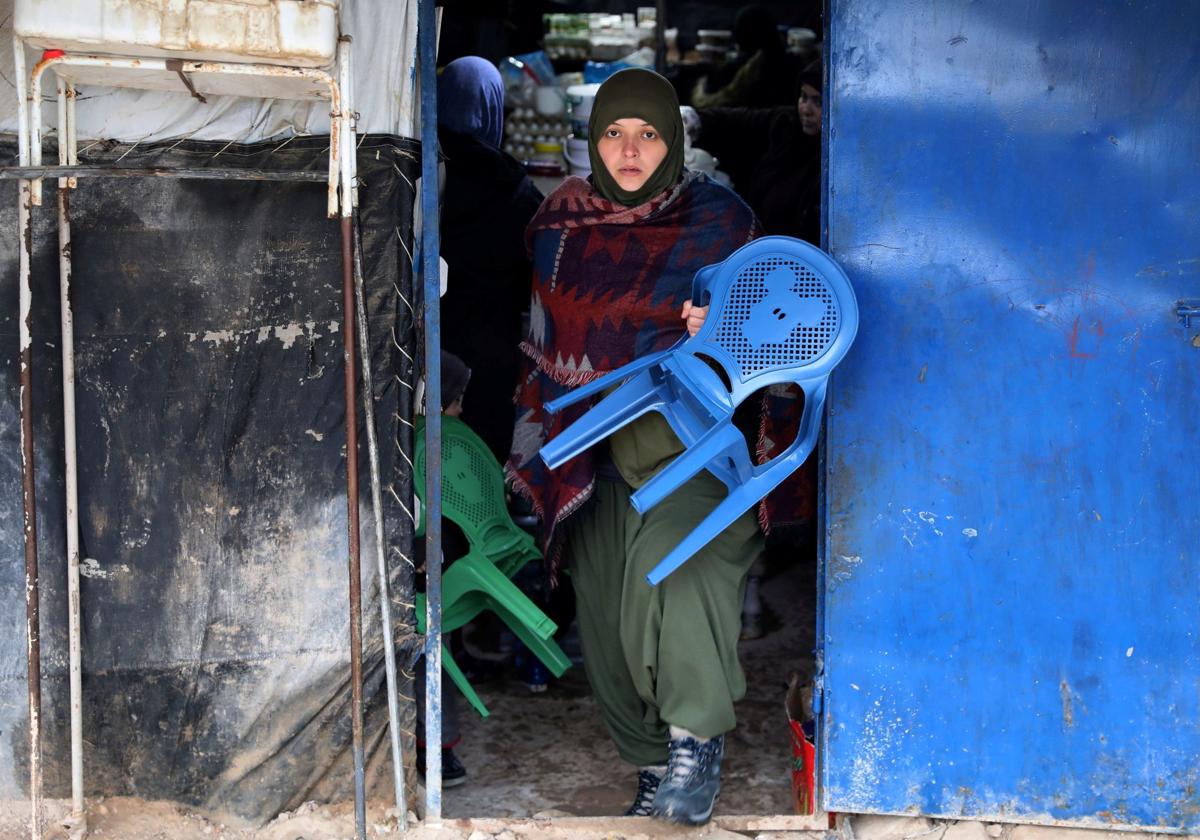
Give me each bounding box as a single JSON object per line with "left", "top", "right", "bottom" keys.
{"left": 438, "top": 56, "right": 544, "bottom": 462}
{"left": 686, "top": 59, "right": 824, "bottom": 244}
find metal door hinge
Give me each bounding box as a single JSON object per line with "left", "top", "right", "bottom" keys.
{"left": 1177, "top": 302, "right": 1200, "bottom": 329}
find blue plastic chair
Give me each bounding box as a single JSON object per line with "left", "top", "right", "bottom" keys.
{"left": 539, "top": 236, "right": 858, "bottom": 585}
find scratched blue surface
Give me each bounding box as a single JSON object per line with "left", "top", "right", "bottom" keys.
{"left": 821, "top": 0, "right": 1200, "bottom": 829}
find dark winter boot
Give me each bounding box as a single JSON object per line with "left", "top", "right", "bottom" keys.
{"left": 651, "top": 728, "right": 724, "bottom": 825}
{"left": 623, "top": 767, "right": 665, "bottom": 816}
{"left": 416, "top": 746, "right": 468, "bottom": 788}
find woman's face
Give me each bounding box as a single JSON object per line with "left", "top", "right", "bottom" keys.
{"left": 797, "top": 84, "right": 822, "bottom": 136}
{"left": 596, "top": 119, "right": 668, "bottom": 192}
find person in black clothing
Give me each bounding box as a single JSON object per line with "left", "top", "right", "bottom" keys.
{"left": 691, "top": 6, "right": 802, "bottom": 109}
{"left": 687, "top": 61, "right": 823, "bottom": 244}
{"left": 437, "top": 57, "right": 544, "bottom": 462}
{"left": 413, "top": 58, "right": 542, "bottom": 788}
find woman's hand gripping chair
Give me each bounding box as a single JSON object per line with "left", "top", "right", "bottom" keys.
{"left": 416, "top": 415, "right": 571, "bottom": 717}
{"left": 540, "top": 236, "right": 859, "bottom": 585}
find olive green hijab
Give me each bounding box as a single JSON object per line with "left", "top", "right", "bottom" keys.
{"left": 587, "top": 68, "right": 686, "bottom": 206}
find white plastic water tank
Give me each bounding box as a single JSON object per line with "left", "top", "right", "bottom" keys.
{"left": 563, "top": 135, "right": 591, "bottom": 177}
{"left": 565, "top": 83, "right": 600, "bottom": 137}
{"left": 14, "top": 0, "right": 339, "bottom": 68}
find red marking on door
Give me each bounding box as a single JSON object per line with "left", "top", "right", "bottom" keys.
{"left": 1069, "top": 316, "right": 1096, "bottom": 359}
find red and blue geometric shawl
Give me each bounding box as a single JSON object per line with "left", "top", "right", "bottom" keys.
{"left": 505, "top": 172, "right": 813, "bottom": 572}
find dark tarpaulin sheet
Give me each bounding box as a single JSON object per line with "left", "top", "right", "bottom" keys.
{"left": 0, "top": 136, "right": 421, "bottom": 825}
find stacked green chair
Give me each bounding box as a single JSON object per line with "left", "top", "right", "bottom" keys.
{"left": 415, "top": 415, "right": 571, "bottom": 717}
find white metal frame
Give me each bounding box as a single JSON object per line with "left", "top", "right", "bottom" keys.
{"left": 27, "top": 52, "right": 347, "bottom": 215}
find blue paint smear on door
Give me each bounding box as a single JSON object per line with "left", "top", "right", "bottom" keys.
{"left": 822, "top": 0, "right": 1200, "bottom": 829}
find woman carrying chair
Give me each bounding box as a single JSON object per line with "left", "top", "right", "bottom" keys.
{"left": 506, "top": 68, "right": 767, "bottom": 826}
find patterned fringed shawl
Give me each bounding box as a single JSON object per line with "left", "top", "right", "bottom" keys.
{"left": 505, "top": 172, "right": 812, "bottom": 571}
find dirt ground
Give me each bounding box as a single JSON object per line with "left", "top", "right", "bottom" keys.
{"left": 443, "top": 545, "right": 815, "bottom": 819}
{"left": 0, "top": 550, "right": 816, "bottom": 839}
{"left": 5, "top": 797, "right": 1196, "bottom": 840}
{"left": 3, "top": 555, "right": 1192, "bottom": 839}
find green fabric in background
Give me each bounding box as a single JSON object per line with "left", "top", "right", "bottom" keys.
{"left": 609, "top": 411, "right": 686, "bottom": 489}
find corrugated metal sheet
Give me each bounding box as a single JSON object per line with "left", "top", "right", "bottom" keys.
{"left": 821, "top": 0, "right": 1200, "bottom": 830}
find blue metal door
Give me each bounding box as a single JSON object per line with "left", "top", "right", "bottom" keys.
{"left": 821, "top": 0, "right": 1200, "bottom": 830}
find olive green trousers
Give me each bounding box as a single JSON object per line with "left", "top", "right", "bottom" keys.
{"left": 565, "top": 474, "right": 763, "bottom": 767}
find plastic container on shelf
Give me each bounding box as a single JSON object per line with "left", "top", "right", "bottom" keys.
{"left": 697, "top": 29, "right": 733, "bottom": 45}
{"left": 528, "top": 137, "right": 564, "bottom": 176}
{"left": 787, "top": 27, "right": 819, "bottom": 53}
{"left": 563, "top": 135, "right": 591, "bottom": 176}
{"left": 535, "top": 85, "right": 566, "bottom": 116}
{"left": 14, "top": 0, "right": 339, "bottom": 67}
{"left": 565, "top": 82, "right": 601, "bottom": 137}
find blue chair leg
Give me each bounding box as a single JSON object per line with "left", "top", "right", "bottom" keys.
{"left": 543, "top": 351, "right": 668, "bottom": 414}
{"left": 629, "top": 422, "right": 745, "bottom": 514}
{"left": 540, "top": 375, "right": 665, "bottom": 469}
{"left": 645, "top": 487, "right": 762, "bottom": 586}
{"left": 644, "top": 410, "right": 825, "bottom": 586}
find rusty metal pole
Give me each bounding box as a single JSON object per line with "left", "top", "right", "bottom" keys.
{"left": 336, "top": 37, "right": 367, "bottom": 840}
{"left": 14, "top": 32, "right": 44, "bottom": 840}
{"left": 340, "top": 212, "right": 367, "bottom": 840}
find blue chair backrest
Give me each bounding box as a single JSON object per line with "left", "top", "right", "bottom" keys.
{"left": 684, "top": 236, "right": 859, "bottom": 405}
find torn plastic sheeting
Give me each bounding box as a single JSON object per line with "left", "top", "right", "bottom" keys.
{"left": 0, "top": 135, "right": 420, "bottom": 826}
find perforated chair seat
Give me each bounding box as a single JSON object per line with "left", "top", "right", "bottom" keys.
{"left": 539, "top": 236, "right": 858, "bottom": 585}
{"left": 416, "top": 416, "right": 542, "bottom": 578}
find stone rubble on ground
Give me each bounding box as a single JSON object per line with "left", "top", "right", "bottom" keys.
{"left": 4, "top": 798, "right": 1200, "bottom": 840}
{"left": 845, "top": 815, "right": 936, "bottom": 840}
{"left": 1009, "top": 829, "right": 1144, "bottom": 840}
{"left": 943, "top": 821, "right": 992, "bottom": 840}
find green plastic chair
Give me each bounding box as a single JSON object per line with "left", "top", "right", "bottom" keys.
{"left": 417, "top": 415, "right": 542, "bottom": 577}
{"left": 415, "top": 415, "right": 571, "bottom": 717}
